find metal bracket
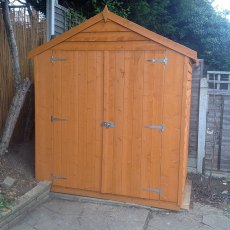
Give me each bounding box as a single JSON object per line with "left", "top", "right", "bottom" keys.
{"left": 144, "top": 124, "right": 165, "bottom": 132}
{"left": 51, "top": 116, "right": 67, "bottom": 122}
{"left": 144, "top": 187, "right": 162, "bottom": 194}
{"left": 51, "top": 174, "right": 67, "bottom": 181}
{"left": 102, "top": 122, "right": 115, "bottom": 128}
{"left": 146, "top": 58, "right": 168, "bottom": 64}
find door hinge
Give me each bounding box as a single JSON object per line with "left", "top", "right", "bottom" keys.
{"left": 146, "top": 58, "right": 168, "bottom": 64}
{"left": 51, "top": 116, "right": 67, "bottom": 122}
{"left": 50, "top": 55, "right": 67, "bottom": 63}
{"left": 144, "top": 124, "right": 165, "bottom": 132}
{"left": 144, "top": 187, "right": 162, "bottom": 194}
{"left": 51, "top": 174, "right": 67, "bottom": 181}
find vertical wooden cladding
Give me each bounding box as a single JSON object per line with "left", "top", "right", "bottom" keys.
{"left": 35, "top": 49, "right": 193, "bottom": 209}
{"left": 35, "top": 51, "right": 54, "bottom": 181}
{"left": 37, "top": 50, "right": 104, "bottom": 192}
{"left": 71, "top": 50, "right": 103, "bottom": 192}
{"left": 102, "top": 50, "right": 165, "bottom": 200}
{"left": 75, "top": 50, "right": 104, "bottom": 191}
{"left": 160, "top": 51, "right": 185, "bottom": 203}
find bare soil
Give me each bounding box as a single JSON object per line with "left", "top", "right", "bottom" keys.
{"left": 0, "top": 141, "right": 37, "bottom": 205}
{"left": 188, "top": 173, "right": 230, "bottom": 210}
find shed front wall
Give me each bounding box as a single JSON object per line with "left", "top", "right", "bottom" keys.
{"left": 35, "top": 21, "right": 190, "bottom": 209}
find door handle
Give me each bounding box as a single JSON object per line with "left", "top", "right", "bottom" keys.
{"left": 102, "top": 122, "right": 115, "bottom": 128}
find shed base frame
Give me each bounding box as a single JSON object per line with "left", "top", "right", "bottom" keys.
{"left": 51, "top": 185, "right": 181, "bottom": 211}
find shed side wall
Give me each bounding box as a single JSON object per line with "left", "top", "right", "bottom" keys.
{"left": 178, "top": 58, "right": 192, "bottom": 206}
{"left": 188, "top": 60, "right": 204, "bottom": 168}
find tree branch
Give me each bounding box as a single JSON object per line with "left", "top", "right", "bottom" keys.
{"left": 17, "top": 0, "right": 27, "bottom": 5}
{"left": 1, "top": 0, "right": 21, "bottom": 88}
{"left": 0, "top": 0, "right": 32, "bottom": 155}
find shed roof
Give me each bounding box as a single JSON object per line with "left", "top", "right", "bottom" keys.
{"left": 29, "top": 6, "right": 197, "bottom": 61}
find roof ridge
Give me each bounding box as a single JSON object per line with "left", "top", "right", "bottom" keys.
{"left": 29, "top": 7, "right": 197, "bottom": 61}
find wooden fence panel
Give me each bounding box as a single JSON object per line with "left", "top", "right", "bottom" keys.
{"left": 189, "top": 69, "right": 230, "bottom": 174}
{"left": 205, "top": 95, "right": 223, "bottom": 170}
{"left": 0, "top": 8, "right": 46, "bottom": 141}
{"left": 205, "top": 71, "right": 230, "bottom": 172}
{"left": 220, "top": 97, "right": 230, "bottom": 171}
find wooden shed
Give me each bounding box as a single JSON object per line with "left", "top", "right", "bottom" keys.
{"left": 29, "top": 7, "right": 197, "bottom": 210}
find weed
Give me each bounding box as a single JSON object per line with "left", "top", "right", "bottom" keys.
{"left": 0, "top": 194, "right": 14, "bottom": 216}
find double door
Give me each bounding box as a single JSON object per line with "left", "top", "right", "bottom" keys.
{"left": 50, "top": 50, "right": 166, "bottom": 201}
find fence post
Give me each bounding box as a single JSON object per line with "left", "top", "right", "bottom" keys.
{"left": 197, "top": 78, "right": 208, "bottom": 173}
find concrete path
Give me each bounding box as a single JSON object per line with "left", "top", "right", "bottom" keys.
{"left": 10, "top": 196, "right": 230, "bottom": 230}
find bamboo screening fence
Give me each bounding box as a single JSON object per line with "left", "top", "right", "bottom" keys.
{"left": 0, "top": 7, "right": 46, "bottom": 141}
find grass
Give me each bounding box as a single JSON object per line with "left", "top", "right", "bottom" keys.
{"left": 0, "top": 193, "right": 14, "bottom": 217}
{"left": 224, "top": 206, "right": 230, "bottom": 219}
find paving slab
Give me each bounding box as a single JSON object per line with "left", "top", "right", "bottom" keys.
{"left": 147, "top": 203, "right": 230, "bottom": 230}
{"left": 9, "top": 197, "right": 230, "bottom": 230}
{"left": 202, "top": 214, "right": 230, "bottom": 230}
{"left": 10, "top": 198, "right": 149, "bottom": 230}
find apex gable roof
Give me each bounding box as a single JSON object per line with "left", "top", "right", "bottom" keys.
{"left": 29, "top": 6, "right": 197, "bottom": 61}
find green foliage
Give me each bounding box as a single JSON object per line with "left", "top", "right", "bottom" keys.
{"left": 127, "top": 0, "right": 230, "bottom": 70}
{"left": 24, "top": 0, "right": 230, "bottom": 70}
{"left": 65, "top": 8, "right": 86, "bottom": 29}
{"left": 127, "top": 0, "right": 175, "bottom": 37}
{"left": 166, "top": 0, "right": 230, "bottom": 70}
{"left": 92, "top": 0, "right": 130, "bottom": 18}
{"left": 0, "top": 194, "right": 14, "bottom": 216}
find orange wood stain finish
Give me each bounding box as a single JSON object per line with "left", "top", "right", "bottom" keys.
{"left": 31, "top": 7, "right": 197, "bottom": 210}
{"left": 34, "top": 51, "right": 54, "bottom": 181}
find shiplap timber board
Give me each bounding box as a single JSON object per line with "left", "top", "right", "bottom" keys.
{"left": 188, "top": 60, "right": 204, "bottom": 159}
